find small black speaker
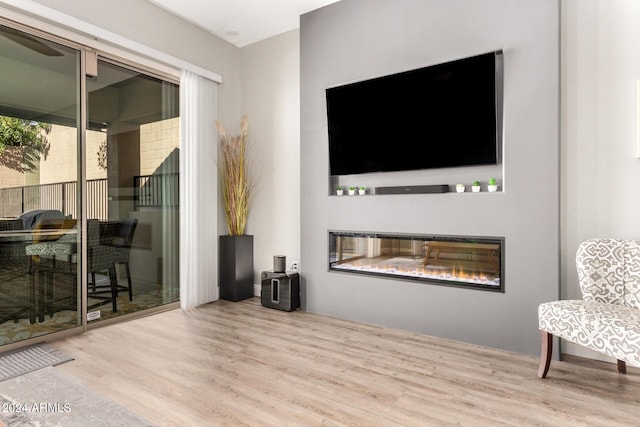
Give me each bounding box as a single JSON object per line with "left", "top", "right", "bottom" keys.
{"left": 274, "top": 255, "right": 286, "bottom": 273}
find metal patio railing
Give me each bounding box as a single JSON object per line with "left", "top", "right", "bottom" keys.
{"left": 0, "top": 173, "right": 177, "bottom": 220}
{"left": 133, "top": 172, "right": 179, "bottom": 210}
{"left": 0, "top": 179, "right": 107, "bottom": 220}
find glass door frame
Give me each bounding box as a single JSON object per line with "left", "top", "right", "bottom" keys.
{"left": 84, "top": 54, "right": 181, "bottom": 327}
{"left": 0, "top": 19, "right": 86, "bottom": 352}
{"left": 0, "top": 18, "right": 181, "bottom": 352}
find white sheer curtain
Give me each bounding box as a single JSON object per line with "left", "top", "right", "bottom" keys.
{"left": 179, "top": 70, "right": 218, "bottom": 308}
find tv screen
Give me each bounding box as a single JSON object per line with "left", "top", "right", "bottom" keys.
{"left": 326, "top": 50, "right": 502, "bottom": 176}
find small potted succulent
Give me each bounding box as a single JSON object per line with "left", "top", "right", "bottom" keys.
{"left": 348, "top": 186, "right": 356, "bottom": 196}
{"left": 488, "top": 177, "right": 498, "bottom": 192}
{"left": 358, "top": 186, "right": 366, "bottom": 195}
{"left": 336, "top": 185, "right": 344, "bottom": 196}
{"left": 472, "top": 180, "right": 481, "bottom": 192}
{"left": 456, "top": 183, "right": 465, "bottom": 193}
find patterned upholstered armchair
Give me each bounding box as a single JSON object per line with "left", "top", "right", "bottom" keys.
{"left": 538, "top": 238, "right": 640, "bottom": 378}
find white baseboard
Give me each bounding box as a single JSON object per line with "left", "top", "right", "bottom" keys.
{"left": 253, "top": 283, "right": 261, "bottom": 297}
{"left": 561, "top": 341, "right": 616, "bottom": 364}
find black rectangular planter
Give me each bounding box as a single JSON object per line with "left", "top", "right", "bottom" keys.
{"left": 219, "top": 235, "right": 254, "bottom": 302}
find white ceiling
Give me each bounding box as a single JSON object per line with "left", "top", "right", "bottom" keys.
{"left": 146, "top": 0, "right": 341, "bottom": 47}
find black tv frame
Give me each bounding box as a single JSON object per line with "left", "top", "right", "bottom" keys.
{"left": 326, "top": 50, "right": 504, "bottom": 177}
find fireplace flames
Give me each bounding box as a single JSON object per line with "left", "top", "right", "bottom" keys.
{"left": 332, "top": 259, "right": 500, "bottom": 287}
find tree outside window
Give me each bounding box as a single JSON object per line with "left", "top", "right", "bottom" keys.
{"left": 0, "top": 116, "right": 51, "bottom": 172}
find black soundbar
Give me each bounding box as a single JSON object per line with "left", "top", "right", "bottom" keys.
{"left": 375, "top": 184, "right": 449, "bottom": 195}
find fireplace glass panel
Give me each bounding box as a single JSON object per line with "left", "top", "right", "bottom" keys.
{"left": 329, "top": 232, "right": 504, "bottom": 291}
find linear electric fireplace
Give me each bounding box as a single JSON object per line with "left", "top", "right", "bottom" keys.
{"left": 329, "top": 231, "right": 504, "bottom": 292}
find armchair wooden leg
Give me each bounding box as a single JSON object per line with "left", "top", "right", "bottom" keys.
{"left": 617, "top": 359, "right": 627, "bottom": 374}
{"left": 538, "top": 330, "right": 553, "bottom": 378}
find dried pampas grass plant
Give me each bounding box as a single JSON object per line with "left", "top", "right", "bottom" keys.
{"left": 216, "top": 115, "right": 255, "bottom": 236}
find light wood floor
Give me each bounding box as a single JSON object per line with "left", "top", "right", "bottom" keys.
{"left": 53, "top": 298, "right": 640, "bottom": 426}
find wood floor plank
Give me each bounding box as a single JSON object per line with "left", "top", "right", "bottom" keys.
{"left": 52, "top": 298, "right": 640, "bottom": 426}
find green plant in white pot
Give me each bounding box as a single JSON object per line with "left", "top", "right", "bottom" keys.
{"left": 456, "top": 183, "right": 465, "bottom": 193}
{"left": 472, "top": 180, "right": 481, "bottom": 192}
{"left": 488, "top": 177, "right": 498, "bottom": 192}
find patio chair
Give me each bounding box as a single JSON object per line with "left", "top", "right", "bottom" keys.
{"left": 89, "top": 218, "right": 137, "bottom": 302}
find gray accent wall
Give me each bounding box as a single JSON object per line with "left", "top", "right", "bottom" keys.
{"left": 300, "top": 0, "right": 560, "bottom": 356}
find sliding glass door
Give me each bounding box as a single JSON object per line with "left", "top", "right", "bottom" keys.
{"left": 0, "top": 23, "right": 82, "bottom": 344}
{"left": 0, "top": 22, "right": 180, "bottom": 345}
{"left": 85, "top": 59, "right": 180, "bottom": 323}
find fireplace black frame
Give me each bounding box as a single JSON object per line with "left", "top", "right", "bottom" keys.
{"left": 328, "top": 231, "right": 505, "bottom": 292}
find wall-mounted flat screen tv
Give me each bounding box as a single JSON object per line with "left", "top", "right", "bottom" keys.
{"left": 326, "top": 50, "right": 503, "bottom": 176}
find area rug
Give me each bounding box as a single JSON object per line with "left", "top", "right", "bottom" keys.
{"left": 0, "top": 344, "right": 73, "bottom": 382}
{"left": 0, "top": 366, "right": 152, "bottom": 426}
